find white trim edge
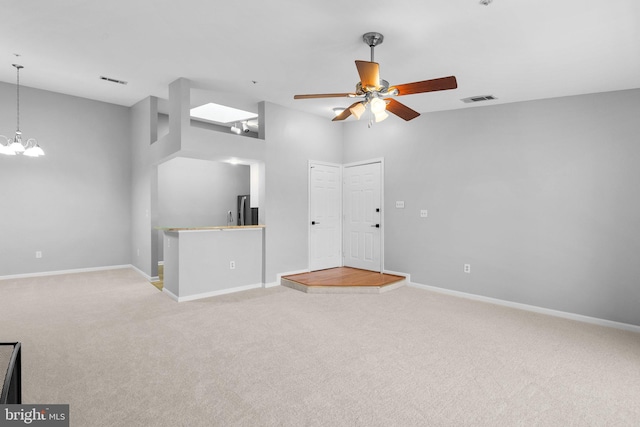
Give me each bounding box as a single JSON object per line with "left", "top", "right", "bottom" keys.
{"left": 409, "top": 281, "right": 640, "bottom": 334}
{"left": 0, "top": 264, "right": 134, "bottom": 281}
{"left": 264, "top": 281, "right": 281, "bottom": 288}
{"left": 163, "top": 287, "right": 179, "bottom": 301}
{"left": 165, "top": 283, "right": 263, "bottom": 302}
{"left": 383, "top": 269, "right": 410, "bottom": 282}
{"left": 267, "top": 269, "right": 309, "bottom": 288}
{"left": 129, "top": 264, "right": 154, "bottom": 281}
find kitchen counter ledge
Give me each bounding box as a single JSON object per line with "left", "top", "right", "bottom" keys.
{"left": 156, "top": 225, "right": 265, "bottom": 232}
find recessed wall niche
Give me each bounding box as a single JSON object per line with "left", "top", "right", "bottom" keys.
{"left": 151, "top": 97, "right": 170, "bottom": 145}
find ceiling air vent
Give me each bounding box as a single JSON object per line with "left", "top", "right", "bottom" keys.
{"left": 461, "top": 95, "right": 496, "bottom": 103}
{"left": 99, "top": 76, "right": 128, "bottom": 85}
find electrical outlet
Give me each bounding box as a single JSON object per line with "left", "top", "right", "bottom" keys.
{"left": 35, "top": 251, "right": 42, "bottom": 259}
{"left": 420, "top": 209, "right": 428, "bottom": 218}
{"left": 464, "top": 264, "right": 471, "bottom": 274}
{"left": 229, "top": 261, "right": 236, "bottom": 270}
{"left": 395, "top": 201, "right": 405, "bottom": 209}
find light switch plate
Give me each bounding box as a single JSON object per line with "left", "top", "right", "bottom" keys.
{"left": 396, "top": 201, "right": 405, "bottom": 209}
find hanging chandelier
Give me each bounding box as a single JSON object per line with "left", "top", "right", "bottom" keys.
{"left": 0, "top": 64, "right": 44, "bottom": 157}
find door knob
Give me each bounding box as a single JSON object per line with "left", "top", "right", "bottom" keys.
{"left": 371, "top": 224, "right": 380, "bottom": 228}
{"left": 312, "top": 221, "right": 320, "bottom": 225}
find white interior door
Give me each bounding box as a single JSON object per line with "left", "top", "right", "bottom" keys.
{"left": 309, "top": 162, "right": 342, "bottom": 271}
{"left": 343, "top": 162, "right": 382, "bottom": 272}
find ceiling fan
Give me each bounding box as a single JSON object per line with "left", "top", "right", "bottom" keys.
{"left": 294, "top": 32, "right": 458, "bottom": 124}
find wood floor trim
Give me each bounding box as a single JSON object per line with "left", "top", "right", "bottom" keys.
{"left": 282, "top": 267, "right": 405, "bottom": 289}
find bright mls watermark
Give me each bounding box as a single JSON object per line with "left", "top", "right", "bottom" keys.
{"left": 0, "top": 405, "right": 68, "bottom": 426}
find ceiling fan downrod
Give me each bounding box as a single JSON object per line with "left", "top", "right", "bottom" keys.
{"left": 362, "top": 32, "right": 384, "bottom": 62}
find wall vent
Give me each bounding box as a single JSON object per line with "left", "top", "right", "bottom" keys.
{"left": 99, "top": 76, "right": 128, "bottom": 85}
{"left": 461, "top": 95, "right": 496, "bottom": 103}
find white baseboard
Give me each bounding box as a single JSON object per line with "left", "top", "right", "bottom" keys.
{"left": 162, "top": 287, "right": 179, "bottom": 301}
{"left": 263, "top": 281, "right": 281, "bottom": 288}
{"left": 165, "top": 283, "right": 263, "bottom": 302}
{"left": 0, "top": 264, "right": 133, "bottom": 281}
{"left": 266, "top": 268, "right": 309, "bottom": 288}
{"left": 409, "top": 281, "right": 640, "bottom": 334}
{"left": 129, "top": 265, "right": 154, "bottom": 281}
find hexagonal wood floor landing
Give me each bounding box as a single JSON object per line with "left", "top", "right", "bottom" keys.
{"left": 282, "top": 267, "right": 406, "bottom": 294}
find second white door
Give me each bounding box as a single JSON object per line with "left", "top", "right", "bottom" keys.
{"left": 343, "top": 162, "right": 382, "bottom": 272}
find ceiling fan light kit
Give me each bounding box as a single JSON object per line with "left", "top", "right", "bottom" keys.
{"left": 349, "top": 102, "right": 366, "bottom": 120}
{"left": 294, "top": 32, "right": 458, "bottom": 125}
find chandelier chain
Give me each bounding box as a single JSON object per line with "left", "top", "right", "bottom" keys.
{"left": 16, "top": 65, "right": 20, "bottom": 132}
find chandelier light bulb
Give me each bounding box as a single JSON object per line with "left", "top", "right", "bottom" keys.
{"left": 23, "top": 139, "right": 43, "bottom": 157}
{"left": 9, "top": 132, "right": 25, "bottom": 153}
{"left": 0, "top": 139, "right": 16, "bottom": 155}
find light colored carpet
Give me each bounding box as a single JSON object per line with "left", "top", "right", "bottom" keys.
{"left": 0, "top": 268, "right": 639, "bottom": 426}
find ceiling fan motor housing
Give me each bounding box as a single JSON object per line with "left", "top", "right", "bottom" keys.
{"left": 356, "top": 79, "right": 392, "bottom": 96}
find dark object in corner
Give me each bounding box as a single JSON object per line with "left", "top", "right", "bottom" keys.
{"left": 0, "top": 342, "right": 22, "bottom": 404}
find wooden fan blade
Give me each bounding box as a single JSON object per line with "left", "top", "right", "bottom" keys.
{"left": 332, "top": 102, "right": 362, "bottom": 121}
{"left": 392, "top": 76, "right": 457, "bottom": 96}
{"left": 385, "top": 99, "right": 420, "bottom": 121}
{"left": 294, "top": 93, "right": 355, "bottom": 99}
{"left": 355, "top": 60, "right": 380, "bottom": 90}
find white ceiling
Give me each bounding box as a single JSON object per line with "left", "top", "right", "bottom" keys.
{"left": 2, "top": 0, "right": 639, "bottom": 120}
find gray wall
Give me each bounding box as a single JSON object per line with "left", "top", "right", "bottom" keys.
{"left": 263, "top": 102, "right": 343, "bottom": 283}
{"left": 0, "top": 82, "right": 131, "bottom": 276}
{"left": 158, "top": 157, "right": 250, "bottom": 227}
{"left": 130, "top": 97, "right": 156, "bottom": 278}
{"left": 163, "top": 228, "right": 263, "bottom": 299}
{"left": 343, "top": 89, "right": 640, "bottom": 326}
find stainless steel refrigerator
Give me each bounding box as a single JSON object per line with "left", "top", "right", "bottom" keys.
{"left": 237, "top": 195, "right": 258, "bottom": 225}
